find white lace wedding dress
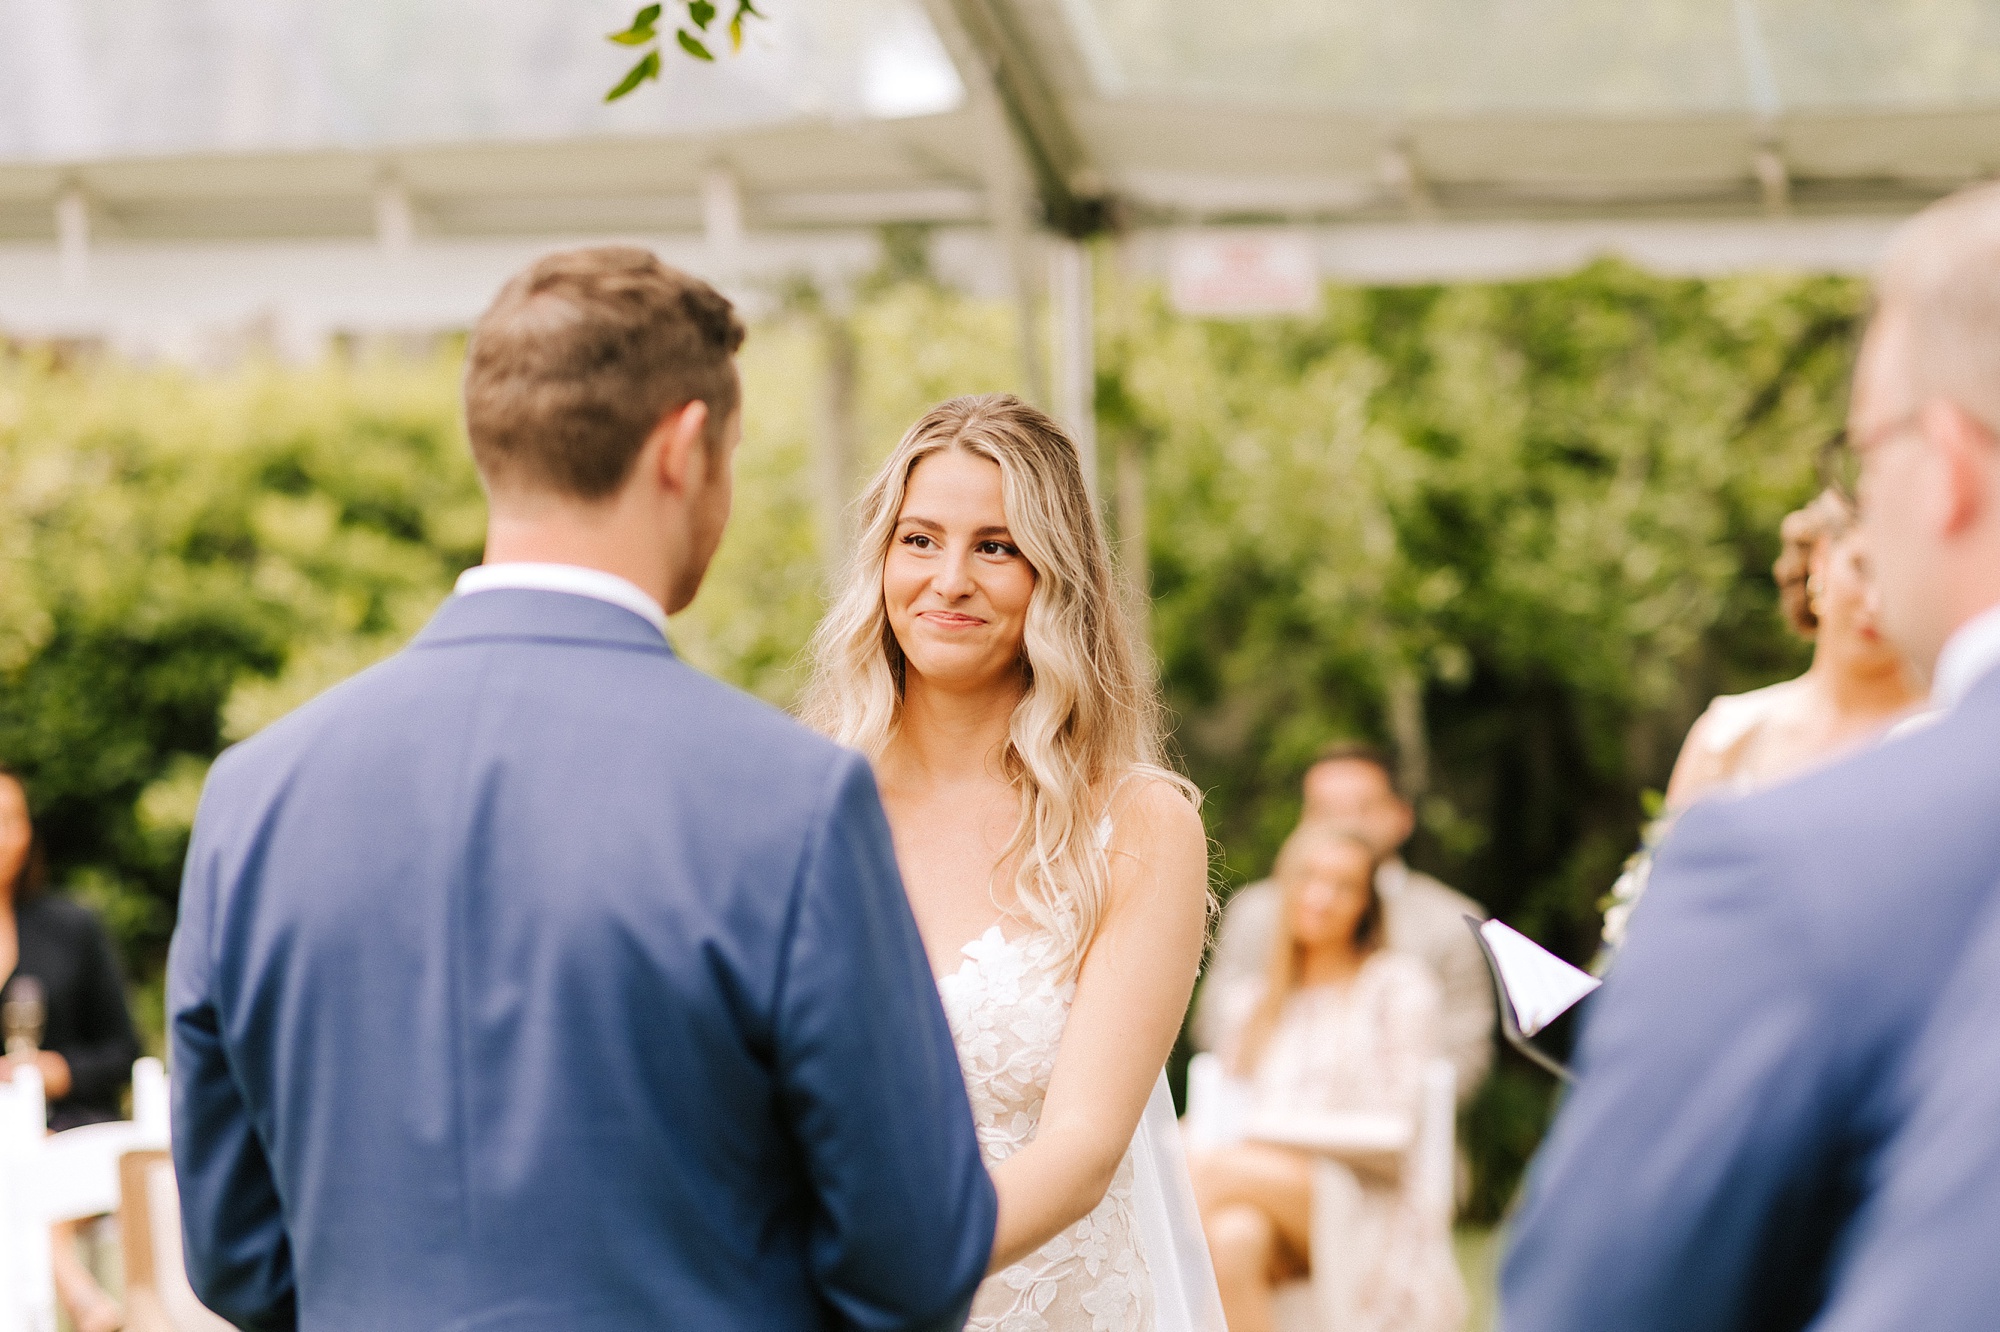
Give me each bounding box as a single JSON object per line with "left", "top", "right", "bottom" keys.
{"left": 936, "top": 809, "right": 1225, "bottom": 1332}
{"left": 940, "top": 921, "right": 1155, "bottom": 1331}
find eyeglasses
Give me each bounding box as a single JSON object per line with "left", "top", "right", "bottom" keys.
{"left": 1819, "top": 411, "right": 1923, "bottom": 505}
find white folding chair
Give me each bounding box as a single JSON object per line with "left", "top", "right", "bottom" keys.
{"left": 1184, "top": 1051, "right": 1458, "bottom": 1332}
{"left": 0, "top": 1058, "right": 175, "bottom": 1332}
{"left": 0, "top": 1062, "right": 57, "bottom": 1332}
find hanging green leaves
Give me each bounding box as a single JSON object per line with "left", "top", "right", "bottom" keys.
{"left": 607, "top": 4, "right": 662, "bottom": 45}
{"left": 605, "top": 0, "right": 761, "bottom": 101}
{"left": 604, "top": 49, "right": 661, "bottom": 102}
{"left": 729, "top": 0, "right": 760, "bottom": 52}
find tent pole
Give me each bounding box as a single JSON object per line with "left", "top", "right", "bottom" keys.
{"left": 918, "top": 0, "right": 1083, "bottom": 408}
{"left": 1050, "top": 238, "right": 1096, "bottom": 499}
{"left": 1113, "top": 428, "right": 1151, "bottom": 651}
{"left": 56, "top": 185, "right": 89, "bottom": 289}
{"left": 814, "top": 305, "right": 859, "bottom": 584}
{"left": 971, "top": 88, "right": 1048, "bottom": 408}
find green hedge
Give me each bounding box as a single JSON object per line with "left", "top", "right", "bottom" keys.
{"left": 0, "top": 259, "right": 1861, "bottom": 1217}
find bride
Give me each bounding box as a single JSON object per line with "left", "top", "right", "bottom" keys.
{"left": 802, "top": 394, "right": 1224, "bottom": 1331}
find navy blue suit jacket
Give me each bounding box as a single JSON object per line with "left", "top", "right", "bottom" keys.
{"left": 168, "top": 589, "right": 996, "bottom": 1332}
{"left": 1503, "top": 668, "right": 2000, "bottom": 1330}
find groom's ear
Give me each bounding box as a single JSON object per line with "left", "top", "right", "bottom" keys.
{"left": 645, "top": 399, "right": 714, "bottom": 498}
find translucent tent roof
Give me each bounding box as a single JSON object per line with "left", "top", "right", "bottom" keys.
{"left": 1029, "top": 0, "right": 2000, "bottom": 225}
{"left": 1073, "top": 0, "right": 2000, "bottom": 115}
{"left": 0, "top": 0, "right": 963, "bottom": 157}
{"left": 0, "top": 0, "right": 1995, "bottom": 245}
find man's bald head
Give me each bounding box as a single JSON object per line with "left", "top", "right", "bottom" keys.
{"left": 1854, "top": 182, "right": 2000, "bottom": 678}
{"left": 1876, "top": 181, "right": 2000, "bottom": 432}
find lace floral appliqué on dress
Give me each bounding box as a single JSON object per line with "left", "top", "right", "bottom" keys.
{"left": 939, "top": 923, "right": 1155, "bottom": 1332}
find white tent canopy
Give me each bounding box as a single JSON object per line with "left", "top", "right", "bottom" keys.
{"left": 3, "top": 0, "right": 1993, "bottom": 239}
{"left": 1057, "top": 0, "right": 2000, "bottom": 221}
{"left": 0, "top": 0, "right": 1994, "bottom": 360}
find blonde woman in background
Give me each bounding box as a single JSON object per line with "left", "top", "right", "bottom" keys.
{"left": 800, "top": 394, "right": 1223, "bottom": 1332}
{"left": 1190, "top": 823, "right": 1464, "bottom": 1332}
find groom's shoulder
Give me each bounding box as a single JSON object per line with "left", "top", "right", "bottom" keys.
{"left": 1680, "top": 686, "right": 2000, "bottom": 869}
{"left": 646, "top": 660, "right": 854, "bottom": 772}
{"left": 1654, "top": 687, "right": 2000, "bottom": 978}
{"left": 207, "top": 628, "right": 856, "bottom": 814}
{"left": 204, "top": 649, "right": 408, "bottom": 782}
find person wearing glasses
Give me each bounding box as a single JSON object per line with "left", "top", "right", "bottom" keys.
{"left": 1506, "top": 182, "right": 2000, "bottom": 1331}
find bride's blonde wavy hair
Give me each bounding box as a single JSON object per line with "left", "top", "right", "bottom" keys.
{"left": 799, "top": 393, "right": 1196, "bottom": 977}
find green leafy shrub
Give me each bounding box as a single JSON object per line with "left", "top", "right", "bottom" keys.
{"left": 1105, "top": 262, "right": 1861, "bottom": 1216}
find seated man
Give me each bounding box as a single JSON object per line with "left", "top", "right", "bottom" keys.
{"left": 1192, "top": 742, "right": 1494, "bottom": 1107}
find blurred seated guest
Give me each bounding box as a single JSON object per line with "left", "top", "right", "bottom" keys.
{"left": 1192, "top": 743, "right": 1493, "bottom": 1106}
{"left": 2, "top": 763, "right": 141, "bottom": 1332}
{"left": 1190, "top": 824, "right": 1465, "bottom": 1332}
{"left": 1666, "top": 488, "right": 1918, "bottom": 807}
{"left": 1602, "top": 489, "right": 1921, "bottom": 954}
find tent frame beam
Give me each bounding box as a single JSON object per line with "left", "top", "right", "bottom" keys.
{"left": 921, "top": 0, "right": 1108, "bottom": 238}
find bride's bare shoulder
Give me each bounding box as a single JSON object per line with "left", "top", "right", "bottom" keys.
{"left": 1104, "top": 770, "right": 1209, "bottom": 905}
{"left": 1107, "top": 767, "right": 1202, "bottom": 832}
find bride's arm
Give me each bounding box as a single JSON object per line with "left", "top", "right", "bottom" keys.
{"left": 986, "top": 776, "right": 1210, "bottom": 1272}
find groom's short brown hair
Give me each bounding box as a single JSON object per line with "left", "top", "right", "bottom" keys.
{"left": 464, "top": 246, "right": 746, "bottom": 500}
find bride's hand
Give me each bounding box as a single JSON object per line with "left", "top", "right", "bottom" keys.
{"left": 985, "top": 777, "right": 1210, "bottom": 1271}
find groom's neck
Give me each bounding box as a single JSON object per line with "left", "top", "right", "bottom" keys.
{"left": 482, "top": 495, "right": 674, "bottom": 612}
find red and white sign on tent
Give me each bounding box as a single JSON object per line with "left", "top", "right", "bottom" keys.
{"left": 1168, "top": 230, "right": 1322, "bottom": 318}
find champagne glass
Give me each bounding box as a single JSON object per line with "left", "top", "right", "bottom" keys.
{"left": 3, "top": 974, "right": 47, "bottom": 1059}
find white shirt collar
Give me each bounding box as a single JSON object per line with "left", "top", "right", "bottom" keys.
{"left": 1376, "top": 857, "right": 1410, "bottom": 897}
{"left": 453, "top": 562, "right": 668, "bottom": 639}
{"left": 1932, "top": 600, "right": 2000, "bottom": 711}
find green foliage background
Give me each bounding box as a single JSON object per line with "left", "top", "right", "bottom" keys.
{"left": 0, "top": 258, "right": 1861, "bottom": 1219}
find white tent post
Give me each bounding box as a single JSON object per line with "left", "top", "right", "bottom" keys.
{"left": 1113, "top": 428, "right": 1151, "bottom": 652}
{"left": 814, "top": 301, "right": 860, "bottom": 585}
{"left": 374, "top": 174, "right": 415, "bottom": 255}
{"left": 972, "top": 93, "right": 1049, "bottom": 408}
{"left": 55, "top": 185, "right": 89, "bottom": 290}
{"left": 918, "top": 0, "right": 1058, "bottom": 408}
{"left": 1103, "top": 239, "right": 1152, "bottom": 652}
{"left": 1049, "top": 237, "right": 1096, "bottom": 501}
{"left": 701, "top": 167, "right": 745, "bottom": 290}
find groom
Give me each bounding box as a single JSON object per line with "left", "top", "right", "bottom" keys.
{"left": 1502, "top": 186, "right": 2000, "bottom": 1326}
{"left": 168, "top": 247, "right": 996, "bottom": 1331}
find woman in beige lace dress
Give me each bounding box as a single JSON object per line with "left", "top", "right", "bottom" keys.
{"left": 1603, "top": 489, "right": 1923, "bottom": 955}
{"left": 801, "top": 395, "right": 1219, "bottom": 1331}
{"left": 1666, "top": 488, "right": 1918, "bottom": 806}
{"left": 1191, "top": 823, "right": 1465, "bottom": 1332}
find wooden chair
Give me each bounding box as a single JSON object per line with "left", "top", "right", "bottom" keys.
{"left": 1184, "top": 1052, "right": 1458, "bottom": 1331}
{"left": 117, "top": 1150, "right": 232, "bottom": 1332}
